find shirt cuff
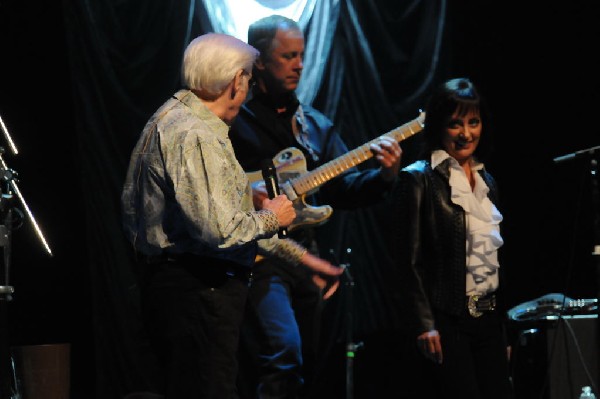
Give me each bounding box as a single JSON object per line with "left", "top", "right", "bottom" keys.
{"left": 256, "top": 209, "right": 279, "bottom": 236}
{"left": 276, "top": 239, "right": 307, "bottom": 265}
{"left": 257, "top": 236, "right": 307, "bottom": 266}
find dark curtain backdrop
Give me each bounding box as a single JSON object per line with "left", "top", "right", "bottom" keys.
{"left": 0, "top": 0, "right": 599, "bottom": 398}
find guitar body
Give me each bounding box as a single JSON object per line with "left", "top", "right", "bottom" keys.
{"left": 247, "top": 147, "right": 333, "bottom": 232}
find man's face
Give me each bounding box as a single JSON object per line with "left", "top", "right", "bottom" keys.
{"left": 258, "top": 27, "right": 304, "bottom": 95}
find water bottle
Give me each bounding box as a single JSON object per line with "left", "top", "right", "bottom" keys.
{"left": 580, "top": 386, "right": 597, "bottom": 399}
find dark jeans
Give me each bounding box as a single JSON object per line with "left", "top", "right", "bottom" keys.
{"left": 238, "top": 260, "right": 322, "bottom": 399}
{"left": 141, "top": 257, "right": 250, "bottom": 399}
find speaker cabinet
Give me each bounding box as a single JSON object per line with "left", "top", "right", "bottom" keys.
{"left": 511, "top": 315, "right": 599, "bottom": 399}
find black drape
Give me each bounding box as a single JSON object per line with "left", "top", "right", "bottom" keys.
{"left": 0, "top": 0, "right": 598, "bottom": 398}
{"left": 61, "top": 1, "right": 204, "bottom": 397}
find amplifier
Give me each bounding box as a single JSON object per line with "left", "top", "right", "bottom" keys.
{"left": 511, "top": 314, "right": 599, "bottom": 399}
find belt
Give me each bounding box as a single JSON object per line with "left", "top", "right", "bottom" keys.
{"left": 138, "top": 253, "right": 252, "bottom": 283}
{"left": 467, "top": 293, "right": 496, "bottom": 318}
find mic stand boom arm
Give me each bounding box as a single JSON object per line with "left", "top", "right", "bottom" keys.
{"left": 553, "top": 144, "right": 600, "bottom": 164}
{"left": 0, "top": 154, "right": 52, "bottom": 257}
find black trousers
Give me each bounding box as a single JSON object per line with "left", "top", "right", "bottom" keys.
{"left": 401, "top": 309, "right": 513, "bottom": 399}
{"left": 140, "top": 257, "right": 251, "bottom": 399}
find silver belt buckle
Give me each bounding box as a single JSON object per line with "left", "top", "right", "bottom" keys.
{"left": 468, "top": 295, "right": 483, "bottom": 318}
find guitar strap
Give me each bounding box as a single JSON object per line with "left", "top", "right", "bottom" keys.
{"left": 292, "top": 105, "right": 319, "bottom": 162}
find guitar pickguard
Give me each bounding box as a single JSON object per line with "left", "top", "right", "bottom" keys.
{"left": 247, "top": 147, "right": 333, "bottom": 231}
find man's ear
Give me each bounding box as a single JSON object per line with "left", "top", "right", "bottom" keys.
{"left": 231, "top": 69, "right": 245, "bottom": 99}
{"left": 254, "top": 58, "right": 266, "bottom": 72}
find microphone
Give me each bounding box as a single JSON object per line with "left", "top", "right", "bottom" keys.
{"left": 260, "top": 159, "right": 288, "bottom": 239}
{"left": 553, "top": 145, "right": 600, "bottom": 164}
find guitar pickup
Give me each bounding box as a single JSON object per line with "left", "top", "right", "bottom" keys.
{"left": 280, "top": 182, "right": 297, "bottom": 201}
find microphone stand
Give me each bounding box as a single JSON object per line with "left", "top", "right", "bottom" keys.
{"left": 341, "top": 248, "right": 363, "bottom": 399}
{"left": 0, "top": 115, "right": 53, "bottom": 399}
{"left": 589, "top": 156, "right": 600, "bottom": 391}
{"left": 0, "top": 174, "right": 18, "bottom": 399}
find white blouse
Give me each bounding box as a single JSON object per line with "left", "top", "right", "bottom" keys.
{"left": 432, "top": 150, "right": 504, "bottom": 296}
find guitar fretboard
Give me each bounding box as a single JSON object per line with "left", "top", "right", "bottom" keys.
{"left": 290, "top": 113, "right": 425, "bottom": 196}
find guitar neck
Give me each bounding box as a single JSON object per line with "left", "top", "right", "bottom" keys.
{"left": 290, "top": 115, "right": 424, "bottom": 196}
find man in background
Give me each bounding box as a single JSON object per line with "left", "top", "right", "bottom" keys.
{"left": 230, "top": 15, "right": 402, "bottom": 398}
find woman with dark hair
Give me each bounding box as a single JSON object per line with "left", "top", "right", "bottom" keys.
{"left": 391, "top": 77, "right": 512, "bottom": 398}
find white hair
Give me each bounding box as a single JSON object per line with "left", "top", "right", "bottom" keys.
{"left": 182, "top": 33, "right": 259, "bottom": 98}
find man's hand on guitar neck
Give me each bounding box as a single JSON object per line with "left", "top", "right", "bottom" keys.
{"left": 370, "top": 136, "right": 402, "bottom": 181}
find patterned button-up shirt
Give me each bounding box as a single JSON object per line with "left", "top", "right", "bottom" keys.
{"left": 121, "top": 89, "right": 305, "bottom": 267}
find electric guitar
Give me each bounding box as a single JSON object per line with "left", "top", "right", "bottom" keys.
{"left": 247, "top": 112, "right": 426, "bottom": 231}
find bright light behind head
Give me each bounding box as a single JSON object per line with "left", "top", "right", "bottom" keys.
{"left": 202, "top": 0, "right": 314, "bottom": 41}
